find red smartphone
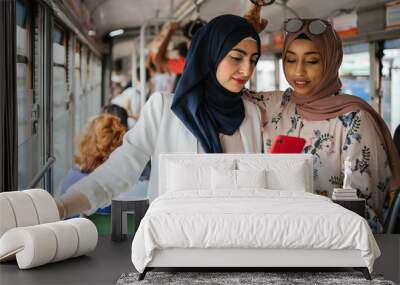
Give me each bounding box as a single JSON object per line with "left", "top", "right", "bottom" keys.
{"left": 269, "top": 135, "right": 306, "bottom": 154}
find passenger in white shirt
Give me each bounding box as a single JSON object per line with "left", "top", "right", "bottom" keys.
{"left": 111, "top": 67, "right": 150, "bottom": 128}
{"left": 56, "top": 14, "right": 265, "bottom": 219}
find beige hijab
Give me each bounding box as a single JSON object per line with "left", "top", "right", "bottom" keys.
{"left": 282, "top": 19, "right": 400, "bottom": 191}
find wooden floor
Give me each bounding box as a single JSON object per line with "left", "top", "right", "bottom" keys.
{"left": 0, "top": 235, "right": 398, "bottom": 285}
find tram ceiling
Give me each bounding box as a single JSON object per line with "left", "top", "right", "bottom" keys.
{"left": 84, "top": 0, "right": 391, "bottom": 39}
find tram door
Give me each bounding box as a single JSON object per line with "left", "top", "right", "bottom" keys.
{"left": 52, "top": 24, "right": 74, "bottom": 197}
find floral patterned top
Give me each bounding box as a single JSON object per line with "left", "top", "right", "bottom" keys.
{"left": 244, "top": 89, "right": 392, "bottom": 233}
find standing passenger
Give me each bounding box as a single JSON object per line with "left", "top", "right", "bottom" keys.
{"left": 245, "top": 18, "right": 400, "bottom": 232}
{"left": 56, "top": 14, "right": 263, "bottom": 219}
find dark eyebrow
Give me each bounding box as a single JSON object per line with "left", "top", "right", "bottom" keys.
{"left": 287, "top": 50, "right": 320, "bottom": 56}
{"left": 231, "top": 48, "right": 259, "bottom": 57}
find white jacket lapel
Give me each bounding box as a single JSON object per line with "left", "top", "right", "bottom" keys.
{"left": 240, "top": 100, "right": 262, "bottom": 153}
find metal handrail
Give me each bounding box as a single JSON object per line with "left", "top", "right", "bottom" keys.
{"left": 28, "top": 156, "right": 56, "bottom": 188}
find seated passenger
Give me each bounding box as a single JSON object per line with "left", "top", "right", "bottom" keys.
{"left": 102, "top": 104, "right": 128, "bottom": 128}
{"left": 245, "top": 18, "right": 400, "bottom": 232}
{"left": 59, "top": 114, "right": 127, "bottom": 215}
{"left": 55, "top": 14, "right": 264, "bottom": 219}
{"left": 115, "top": 67, "right": 151, "bottom": 126}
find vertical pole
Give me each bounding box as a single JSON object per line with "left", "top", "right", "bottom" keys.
{"left": 130, "top": 41, "right": 139, "bottom": 116}
{"left": 44, "top": 7, "right": 54, "bottom": 194}
{"left": 140, "top": 22, "right": 148, "bottom": 111}
{"left": 369, "top": 41, "right": 381, "bottom": 113}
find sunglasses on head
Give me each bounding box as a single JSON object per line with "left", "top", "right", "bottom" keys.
{"left": 250, "top": 0, "right": 275, "bottom": 6}
{"left": 283, "top": 18, "right": 332, "bottom": 36}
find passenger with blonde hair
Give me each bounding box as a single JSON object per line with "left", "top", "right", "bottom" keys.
{"left": 59, "top": 114, "right": 127, "bottom": 216}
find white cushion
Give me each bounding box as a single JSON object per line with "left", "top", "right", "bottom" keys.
{"left": 266, "top": 167, "right": 307, "bottom": 191}
{"left": 237, "top": 169, "right": 267, "bottom": 189}
{"left": 211, "top": 169, "right": 267, "bottom": 191}
{"left": 166, "top": 159, "right": 235, "bottom": 192}
{"left": 237, "top": 158, "right": 310, "bottom": 192}
{"left": 167, "top": 162, "right": 210, "bottom": 191}
{"left": 211, "top": 168, "right": 236, "bottom": 190}
{"left": 159, "top": 154, "right": 313, "bottom": 194}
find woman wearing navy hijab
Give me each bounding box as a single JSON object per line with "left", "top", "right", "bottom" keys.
{"left": 55, "top": 14, "right": 263, "bottom": 218}
{"left": 172, "top": 15, "right": 261, "bottom": 153}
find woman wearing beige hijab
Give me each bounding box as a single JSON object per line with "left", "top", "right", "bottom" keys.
{"left": 245, "top": 18, "right": 400, "bottom": 233}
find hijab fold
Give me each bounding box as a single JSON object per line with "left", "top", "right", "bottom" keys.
{"left": 282, "top": 19, "right": 400, "bottom": 190}
{"left": 171, "top": 15, "right": 260, "bottom": 153}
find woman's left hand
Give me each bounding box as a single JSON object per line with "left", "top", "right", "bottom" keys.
{"left": 243, "top": 4, "right": 268, "bottom": 33}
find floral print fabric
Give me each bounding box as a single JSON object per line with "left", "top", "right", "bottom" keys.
{"left": 244, "top": 89, "right": 392, "bottom": 233}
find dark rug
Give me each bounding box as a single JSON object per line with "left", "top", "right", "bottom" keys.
{"left": 116, "top": 271, "right": 396, "bottom": 285}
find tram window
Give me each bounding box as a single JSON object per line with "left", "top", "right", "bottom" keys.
{"left": 278, "top": 58, "right": 290, "bottom": 91}
{"left": 339, "top": 43, "right": 370, "bottom": 103}
{"left": 75, "top": 41, "right": 81, "bottom": 70}
{"left": 86, "top": 51, "right": 91, "bottom": 82}
{"left": 382, "top": 38, "right": 400, "bottom": 134}
{"left": 74, "top": 41, "right": 83, "bottom": 137}
{"left": 16, "top": 0, "right": 34, "bottom": 145}
{"left": 52, "top": 24, "right": 72, "bottom": 196}
{"left": 256, "top": 57, "right": 276, "bottom": 91}
{"left": 53, "top": 24, "right": 68, "bottom": 111}
{"left": 53, "top": 25, "right": 66, "bottom": 66}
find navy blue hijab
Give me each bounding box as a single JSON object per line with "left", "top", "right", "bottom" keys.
{"left": 171, "top": 15, "right": 261, "bottom": 153}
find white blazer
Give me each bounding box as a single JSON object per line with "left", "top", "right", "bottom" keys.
{"left": 70, "top": 92, "right": 262, "bottom": 213}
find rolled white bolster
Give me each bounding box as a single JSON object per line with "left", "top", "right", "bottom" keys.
{"left": 0, "top": 196, "right": 17, "bottom": 237}
{"left": 42, "top": 221, "right": 79, "bottom": 262}
{"left": 24, "top": 189, "right": 59, "bottom": 224}
{"left": 0, "top": 192, "right": 39, "bottom": 227}
{"left": 0, "top": 218, "right": 98, "bottom": 269}
{"left": 0, "top": 226, "right": 57, "bottom": 269}
{"left": 66, "top": 218, "right": 98, "bottom": 257}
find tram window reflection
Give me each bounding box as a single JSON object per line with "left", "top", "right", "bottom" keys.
{"left": 278, "top": 58, "right": 290, "bottom": 91}
{"left": 339, "top": 43, "right": 370, "bottom": 103}
{"left": 255, "top": 57, "right": 276, "bottom": 91}
{"left": 382, "top": 39, "right": 400, "bottom": 134}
